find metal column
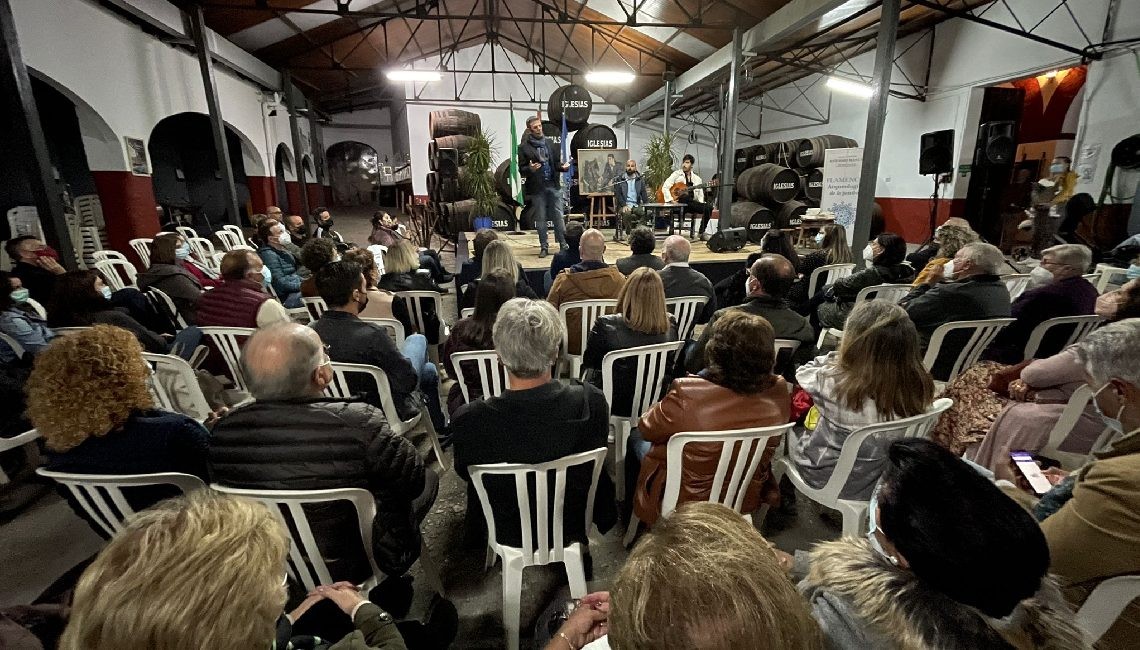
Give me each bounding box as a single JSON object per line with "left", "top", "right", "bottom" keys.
{"left": 662, "top": 77, "right": 672, "bottom": 135}
{"left": 623, "top": 104, "right": 631, "bottom": 150}
{"left": 283, "top": 71, "right": 311, "bottom": 218}
{"left": 851, "top": 0, "right": 900, "bottom": 264}
{"left": 189, "top": 5, "right": 241, "bottom": 227}
{"left": 0, "top": 0, "right": 77, "bottom": 269}
{"left": 717, "top": 29, "right": 743, "bottom": 224}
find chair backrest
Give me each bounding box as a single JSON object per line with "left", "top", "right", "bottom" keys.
{"left": 854, "top": 283, "right": 911, "bottom": 304}
{"left": 187, "top": 236, "right": 217, "bottom": 269}
{"left": 1082, "top": 272, "right": 1102, "bottom": 287}
{"left": 51, "top": 326, "right": 92, "bottom": 335}
{"left": 94, "top": 258, "right": 138, "bottom": 291}
{"left": 199, "top": 326, "right": 255, "bottom": 391}
{"left": 24, "top": 298, "right": 47, "bottom": 319}
{"left": 142, "top": 352, "right": 212, "bottom": 421}
{"left": 1001, "top": 273, "right": 1031, "bottom": 300}
{"left": 665, "top": 296, "right": 708, "bottom": 341}
{"left": 1076, "top": 575, "right": 1140, "bottom": 644}
{"left": 209, "top": 484, "right": 384, "bottom": 591}
{"left": 215, "top": 230, "right": 244, "bottom": 252}
{"left": 1094, "top": 264, "right": 1130, "bottom": 293}
{"left": 601, "top": 341, "right": 684, "bottom": 421}
{"left": 468, "top": 448, "right": 607, "bottom": 561}
{"left": 91, "top": 250, "right": 129, "bottom": 264}
{"left": 175, "top": 226, "right": 198, "bottom": 241}
{"left": 816, "top": 398, "right": 954, "bottom": 499}
{"left": 808, "top": 263, "right": 856, "bottom": 298}
{"left": 1039, "top": 383, "right": 1116, "bottom": 469}
{"left": 460, "top": 307, "right": 475, "bottom": 319}
{"left": 773, "top": 338, "right": 802, "bottom": 375}
{"left": 450, "top": 350, "right": 511, "bottom": 404}
{"left": 302, "top": 296, "right": 328, "bottom": 321}
{"left": 922, "top": 318, "right": 1016, "bottom": 383}
{"left": 0, "top": 331, "right": 25, "bottom": 358}
{"left": 35, "top": 469, "right": 205, "bottom": 537}
{"left": 222, "top": 225, "right": 249, "bottom": 247}
{"left": 1022, "top": 315, "right": 1103, "bottom": 361}
{"left": 367, "top": 244, "right": 387, "bottom": 275}
{"left": 129, "top": 238, "right": 153, "bottom": 267}
{"left": 661, "top": 423, "right": 796, "bottom": 518}
{"left": 360, "top": 317, "right": 406, "bottom": 349}
{"left": 145, "top": 286, "right": 188, "bottom": 330}
{"left": 558, "top": 299, "right": 618, "bottom": 357}
{"left": 394, "top": 290, "right": 445, "bottom": 340}
{"left": 325, "top": 361, "right": 411, "bottom": 432}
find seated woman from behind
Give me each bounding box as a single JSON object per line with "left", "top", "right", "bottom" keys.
{"left": 800, "top": 439, "right": 1085, "bottom": 649}
{"left": 792, "top": 300, "right": 934, "bottom": 500}
{"left": 60, "top": 490, "right": 407, "bottom": 650}
{"left": 633, "top": 310, "right": 789, "bottom": 527}
{"left": 443, "top": 269, "right": 516, "bottom": 415}
{"left": 459, "top": 239, "right": 535, "bottom": 310}
{"left": 789, "top": 223, "right": 852, "bottom": 312}
{"left": 582, "top": 267, "right": 678, "bottom": 413}
{"left": 378, "top": 240, "right": 445, "bottom": 343}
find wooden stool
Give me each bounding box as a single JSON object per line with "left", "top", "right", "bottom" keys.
{"left": 587, "top": 194, "right": 615, "bottom": 229}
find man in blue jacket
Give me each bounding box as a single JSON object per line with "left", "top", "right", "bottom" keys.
{"left": 518, "top": 116, "right": 570, "bottom": 258}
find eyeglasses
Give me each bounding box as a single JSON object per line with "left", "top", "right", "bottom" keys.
{"left": 319, "top": 344, "right": 332, "bottom": 367}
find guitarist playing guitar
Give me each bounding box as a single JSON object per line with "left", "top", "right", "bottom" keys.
{"left": 662, "top": 154, "right": 715, "bottom": 241}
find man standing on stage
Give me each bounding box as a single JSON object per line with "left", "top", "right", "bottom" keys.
{"left": 662, "top": 154, "right": 714, "bottom": 241}
{"left": 613, "top": 158, "right": 649, "bottom": 240}
{"left": 518, "top": 115, "right": 570, "bottom": 258}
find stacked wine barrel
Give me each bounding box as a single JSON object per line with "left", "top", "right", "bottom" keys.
{"left": 730, "top": 134, "right": 857, "bottom": 243}
{"left": 426, "top": 109, "right": 481, "bottom": 234}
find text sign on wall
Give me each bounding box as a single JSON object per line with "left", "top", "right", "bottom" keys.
{"left": 819, "top": 147, "right": 864, "bottom": 243}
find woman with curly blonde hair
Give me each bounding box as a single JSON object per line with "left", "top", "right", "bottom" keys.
{"left": 28, "top": 325, "right": 209, "bottom": 524}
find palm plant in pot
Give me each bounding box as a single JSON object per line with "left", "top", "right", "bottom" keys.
{"left": 460, "top": 129, "right": 499, "bottom": 230}
{"left": 643, "top": 132, "right": 677, "bottom": 203}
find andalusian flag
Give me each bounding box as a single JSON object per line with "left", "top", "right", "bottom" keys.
{"left": 508, "top": 99, "right": 524, "bottom": 205}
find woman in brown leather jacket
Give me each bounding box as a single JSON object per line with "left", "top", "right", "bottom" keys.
{"left": 633, "top": 310, "right": 791, "bottom": 526}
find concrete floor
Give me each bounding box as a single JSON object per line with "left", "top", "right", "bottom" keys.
{"left": 0, "top": 205, "right": 842, "bottom": 648}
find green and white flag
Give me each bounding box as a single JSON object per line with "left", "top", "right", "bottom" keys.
{"left": 508, "top": 99, "right": 524, "bottom": 205}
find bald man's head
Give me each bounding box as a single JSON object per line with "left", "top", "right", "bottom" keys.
{"left": 580, "top": 228, "right": 606, "bottom": 261}
{"left": 749, "top": 253, "right": 795, "bottom": 299}
{"left": 662, "top": 235, "right": 691, "bottom": 264}
{"left": 240, "top": 322, "right": 330, "bottom": 399}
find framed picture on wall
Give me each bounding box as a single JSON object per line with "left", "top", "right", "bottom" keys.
{"left": 124, "top": 137, "right": 149, "bottom": 175}
{"left": 577, "top": 148, "right": 629, "bottom": 195}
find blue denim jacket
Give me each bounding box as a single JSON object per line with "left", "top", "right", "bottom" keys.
{"left": 0, "top": 307, "right": 55, "bottom": 362}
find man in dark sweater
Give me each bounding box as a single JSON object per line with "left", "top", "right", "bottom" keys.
{"left": 518, "top": 115, "right": 570, "bottom": 258}
{"left": 452, "top": 298, "right": 615, "bottom": 547}
{"left": 310, "top": 260, "right": 445, "bottom": 434}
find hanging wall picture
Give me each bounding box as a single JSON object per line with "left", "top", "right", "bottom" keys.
{"left": 125, "top": 137, "right": 149, "bottom": 175}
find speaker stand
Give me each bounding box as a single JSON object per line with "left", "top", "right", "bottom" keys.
{"left": 924, "top": 174, "right": 940, "bottom": 245}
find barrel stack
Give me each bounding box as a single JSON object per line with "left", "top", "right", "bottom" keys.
{"left": 729, "top": 134, "right": 858, "bottom": 244}
{"left": 427, "top": 109, "right": 481, "bottom": 234}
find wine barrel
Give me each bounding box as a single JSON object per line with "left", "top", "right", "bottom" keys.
{"left": 429, "top": 109, "right": 480, "bottom": 138}
{"left": 541, "top": 120, "right": 566, "bottom": 148}
{"left": 426, "top": 171, "right": 438, "bottom": 193}
{"left": 733, "top": 146, "right": 755, "bottom": 176}
{"left": 493, "top": 160, "right": 516, "bottom": 203}
{"left": 437, "top": 175, "right": 464, "bottom": 202}
{"left": 443, "top": 199, "right": 477, "bottom": 232}
{"left": 427, "top": 141, "right": 437, "bottom": 172}
{"left": 548, "top": 85, "right": 592, "bottom": 131}
{"left": 803, "top": 168, "right": 824, "bottom": 201}
{"left": 729, "top": 201, "right": 774, "bottom": 243}
{"left": 776, "top": 200, "right": 808, "bottom": 229}
{"left": 569, "top": 124, "right": 618, "bottom": 158}
{"left": 490, "top": 202, "right": 517, "bottom": 231}
{"left": 435, "top": 147, "right": 462, "bottom": 177}
{"left": 749, "top": 144, "right": 772, "bottom": 167}
{"left": 796, "top": 135, "right": 858, "bottom": 168}
{"left": 737, "top": 163, "right": 801, "bottom": 205}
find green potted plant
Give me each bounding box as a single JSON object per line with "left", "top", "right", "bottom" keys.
{"left": 460, "top": 129, "right": 499, "bottom": 227}
{"left": 643, "top": 132, "right": 677, "bottom": 202}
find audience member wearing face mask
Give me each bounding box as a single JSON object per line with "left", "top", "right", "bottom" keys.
{"left": 789, "top": 223, "right": 853, "bottom": 312}
{"left": 195, "top": 250, "right": 290, "bottom": 329}
{"left": 0, "top": 270, "right": 55, "bottom": 363}
{"left": 256, "top": 218, "right": 305, "bottom": 308}
{"left": 136, "top": 233, "right": 205, "bottom": 324}
{"left": 814, "top": 233, "right": 914, "bottom": 332}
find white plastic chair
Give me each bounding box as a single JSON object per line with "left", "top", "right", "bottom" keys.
{"left": 216, "top": 229, "right": 244, "bottom": 252}
{"left": 808, "top": 263, "right": 856, "bottom": 298}
{"left": 469, "top": 448, "right": 607, "bottom": 650}
{"left": 450, "top": 350, "right": 511, "bottom": 404}
{"left": 91, "top": 250, "right": 129, "bottom": 264}
{"left": 1001, "top": 273, "right": 1031, "bottom": 300}
{"left": 394, "top": 290, "right": 447, "bottom": 361}
{"left": 1094, "top": 264, "right": 1130, "bottom": 293}
{"left": 922, "top": 318, "right": 1016, "bottom": 384}
{"left": 175, "top": 226, "right": 199, "bottom": 241}
{"left": 51, "top": 326, "right": 92, "bottom": 335}
{"left": 665, "top": 295, "right": 708, "bottom": 341}
{"left": 816, "top": 283, "right": 912, "bottom": 349}
{"left": 1037, "top": 384, "right": 1116, "bottom": 470}
{"left": 1022, "top": 315, "right": 1103, "bottom": 361}
{"left": 199, "top": 326, "right": 255, "bottom": 391}
{"left": 558, "top": 299, "right": 618, "bottom": 379}
{"left": 93, "top": 258, "right": 138, "bottom": 290}
{"left": 367, "top": 244, "right": 388, "bottom": 275}
{"left": 35, "top": 469, "right": 205, "bottom": 537}
{"left": 210, "top": 484, "right": 388, "bottom": 592}
{"left": 460, "top": 307, "right": 475, "bottom": 319}
{"left": 142, "top": 352, "right": 212, "bottom": 422}
{"left": 145, "top": 286, "right": 188, "bottom": 330}
{"left": 302, "top": 296, "right": 328, "bottom": 321}
{"left": 773, "top": 338, "right": 803, "bottom": 376}
{"left": 129, "top": 238, "right": 153, "bottom": 267}
{"left": 187, "top": 237, "right": 218, "bottom": 270}
{"left": 326, "top": 361, "right": 446, "bottom": 469}
{"left": 0, "top": 331, "right": 25, "bottom": 359}
{"left": 601, "top": 341, "right": 684, "bottom": 502}
{"left": 1076, "top": 575, "right": 1140, "bottom": 645}
{"left": 25, "top": 298, "right": 47, "bottom": 320}
{"left": 361, "top": 317, "right": 406, "bottom": 349}
{"left": 772, "top": 398, "right": 954, "bottom": 536}
{"left": 0, "top": 429, "right": 40, "bottom": 484}
{"left": 223, "top": 224, "right": 249, "bottom": 248}
{"left": 1082, "top": 272, "right": 1102, "bottom": 287}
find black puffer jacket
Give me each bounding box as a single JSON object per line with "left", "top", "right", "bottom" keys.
{"left": 582, "top": 314, "right": 679, "bottom": 417}
{"left": 208, "top": 397, "right": 430, "bottom": 578}
{"left": 378, "top": 271, "right": 443, "bottom": 344}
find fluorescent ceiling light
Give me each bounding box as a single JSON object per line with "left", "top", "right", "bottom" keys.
{"left": 386, "top": 70, "right": 441, "bottom": 82}
{"left": 585, "top": 70, "right": 636, "bottom": 85}
{"left": 826, "top": 76, "right": 873, "bottom": 98}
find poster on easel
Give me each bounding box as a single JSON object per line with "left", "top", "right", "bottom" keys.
{"left": 819, "top": 147, "right": 863, "bottom": 243}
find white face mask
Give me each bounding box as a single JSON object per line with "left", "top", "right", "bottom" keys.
{"left": 1030, "top": 265, "right": 1054, "bottom": 285}
{"left": 942, "top": 259, "right": 956, "bottom": 279}
{"left": 1091, "top": 382, "right": 1127, "bottom": 434}
{"left": 866, "top": 484, "right": 899, "bottom": 566}
{"left": 862, "top": 243, "right": 875, "bottom": 263}
{"left": 743, "top": 276, "right": 752, "bottom": 297}
{"left": 815, "top": 232, "right": 826, "bottom": 245}
{"left": 276, "top": 231, "right": 291, "bottom": 246}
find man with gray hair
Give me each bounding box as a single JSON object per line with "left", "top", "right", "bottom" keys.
{"left": 986, "top": 243, "right": 1098, "bottom": 363}
{"left": 901, "top": 242, "right": 1011, "bottom": 378}
{"left": 547, "top": 228, "right": 626, "bottom": 355}
{"left": 1024, "top": 319, "right": 1140, "bottom": 648}
{"left": 452, "top": 298, "right": 615, "bottom": 547}
{"left": 657, "top": 234, "right": 716, "bottom": 324}
{"left": 208, "top": 322, "right": 438, "bottom": 580}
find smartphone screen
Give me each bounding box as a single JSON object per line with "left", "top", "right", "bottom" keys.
{"left": 1011, "top": 451, "right": 1052, "bottom": 495}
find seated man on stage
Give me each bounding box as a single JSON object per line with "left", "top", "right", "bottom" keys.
{"left": 613, "top": 159, "right": 649, "bottom": 240}
{"left": 662, "top": 154, "right": 714, "bottom": 241}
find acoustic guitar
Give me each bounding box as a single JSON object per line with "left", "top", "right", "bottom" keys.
{"left": 669, "top": 178, "right": 720, "bottom": 201}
